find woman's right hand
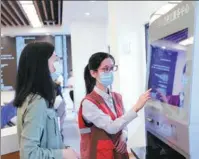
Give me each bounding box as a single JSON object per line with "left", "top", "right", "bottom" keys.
{"left": 63, "top": 148, "right": 80, "bottom": 159}
{"left": 133, "top": 89, "right": 152, "bottom": 113}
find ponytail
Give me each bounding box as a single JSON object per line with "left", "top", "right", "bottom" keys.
{"left": 84, "top": 65, "right": 96, "bottom": 94}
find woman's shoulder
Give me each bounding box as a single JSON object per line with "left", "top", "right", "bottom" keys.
{"left": 17, "top": 95, "right": 50, "bottom": 127}
{"left": 25, "top": 95, "right": 49, "bottom": 112}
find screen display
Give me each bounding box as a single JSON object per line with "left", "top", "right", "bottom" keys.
{"left": 148, "top": 28, "right": 188, "bottom": 107}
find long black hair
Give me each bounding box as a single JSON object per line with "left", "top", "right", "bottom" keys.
{"left": 84, "top": 52, "right": 115, "bottom": 94}
{"left": 13, "top": 42, "right": 56, "bottom": 108}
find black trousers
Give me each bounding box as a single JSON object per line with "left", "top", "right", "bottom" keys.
{"left": 69, "top": 90, "right": 74, "bottom": 102}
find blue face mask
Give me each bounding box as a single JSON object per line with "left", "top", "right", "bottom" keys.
{"left": 51, "top": 72, "right": 59, "bottom": 81}
{"left": 51, "top": 61, "right": 62, "bottom": 81}
{"left": 53, "top": 61, "right": 62, "bottom": 75}
{"left": 98, "top": 72, "right": 114, "bottom": 87}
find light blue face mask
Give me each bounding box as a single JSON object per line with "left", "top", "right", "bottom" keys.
{"left": 98, "top": 72, "right": 114, "bottom": 87}
{"left": 51, "top": 61, "right": 63, "bottom": 81}
{"left": 53, "top": 61, "right": 62, "bottom": 75}
{"left": 51, "top": 72, "right": 59, "bottom": 81}
{"left": 51, "top": 61, "right": 62, "bottom": 81}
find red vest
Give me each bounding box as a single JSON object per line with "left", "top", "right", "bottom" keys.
{"left": 78, "top": 91, "right": 129, "bottom": 159}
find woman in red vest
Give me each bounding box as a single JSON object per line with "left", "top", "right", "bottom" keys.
{"left": 78, "top": 52, "right": 151, "bottom": 159}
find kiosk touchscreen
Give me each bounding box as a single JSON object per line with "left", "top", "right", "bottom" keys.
{"left": 145, "top": 1, "right": 199, "bottom": 159}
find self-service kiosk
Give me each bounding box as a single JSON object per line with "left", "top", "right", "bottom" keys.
{"left": 142, "top": 1, "right": 199, "bottom": 159}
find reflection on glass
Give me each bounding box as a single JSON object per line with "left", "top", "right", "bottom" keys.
{"left": 148, "top": 28, "right": 189, "bottom": 107}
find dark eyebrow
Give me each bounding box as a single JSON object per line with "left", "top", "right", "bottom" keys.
{"left": 102, "top": 65, "right": 114, "bottom": 68}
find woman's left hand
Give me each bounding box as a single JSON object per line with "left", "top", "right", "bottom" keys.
{"left": 114, "top": 132, "right": 127, "bottom": 154}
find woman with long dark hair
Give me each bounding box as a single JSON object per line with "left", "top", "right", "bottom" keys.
{"left": 14, "top": 42, "right": 79, "bottom": 159}
{"left": 78, "top": 52, "right": 151, "bottom": 159}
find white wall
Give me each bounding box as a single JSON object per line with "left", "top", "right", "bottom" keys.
{"left": 70, "top": 20, "right": 108, "bottom": 108}
{"left": 108, "top": 1, "right": 168, "bottom": 149}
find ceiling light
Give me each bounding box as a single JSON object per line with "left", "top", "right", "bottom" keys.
{"left": 19, "top": 1, "right": 32, "bottom": 4}
{"left": 46, "top": 33, "right": 50, "bottom": 35}
{"left": 179, "top": 37, "right": 194, "bottom": 46}
{"left": 169, "top": 1, "right": 182, "bottom": 4}
{"left": 162, "top": 46, "right": 166, "bottom": 49}
{"left": 1, "top": 34, "right": 4, "bottom": 36}
{"left": 85, "top": 12, "right": 91, "bottom": 16}
{"left": 19, "top": 1, "right": 42, "bottom": 28}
